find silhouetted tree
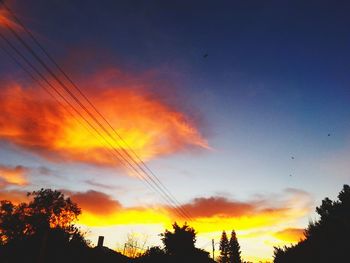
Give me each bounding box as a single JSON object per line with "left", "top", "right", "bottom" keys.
{"left": 0, "top": 200, "right": 28, "bottom": 244}
{"left": 0, "top": 189, "right": 89, "bottom": 263}
{"left": 0, "top": 189, "right": 81, "bottom": 244}
{"left": 158, "top": 222, "right": 215, "bottom": 263}
{"left": 273, "top": 184, "right": 350, "bottom": 263}
{"left": 228, "top": 230, "right": 242, "bottom": 263}
{"left": 161, "top": 222, "right": 196, "bottom": 256}
{"left": 219, "top": 230, "right": 229, "bottom": 263}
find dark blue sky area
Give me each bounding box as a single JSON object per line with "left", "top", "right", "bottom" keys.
{"left": 3, "top": 0, "right": 350, "bottom": 147}
{"left": 13, "top": 0, "right": 350, "bottom": 82}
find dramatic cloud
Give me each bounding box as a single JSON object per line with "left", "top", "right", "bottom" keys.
{"left": 65, "top": 188, "right": 312, "bottom": 233}
{"left": 171, "top": 189, "right": 312, "bottom": 221}
{"left": 163, "top": 190, "right": 313, "bottom": 233}
{"left": 0, "top": 189, "right": 28, "bottom": 204}
{"left": 0, "top": 164, "right": 29, "bottom": 187}
{"left": 274, "top": 228, "right": 305, "bottom": 243}
{"left": 0, "top": 73, "right": 208, "bottom": 168}
{"left": 0, "top": 8, "right": 20, "bottom": 30}
{"left": 0, "top": 183, "right": 312, "bottom": 231}
{"left": 68, "top": 190, "right": 122, "bottom": 215}
{"left": 176, "top": 196, "right": 268, "bottom": 218}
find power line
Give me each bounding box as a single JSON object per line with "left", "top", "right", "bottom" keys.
{"left": 2, "top": 4, "right": 191, "bottom": 218}
{"left": 1, "top": 0, "right": 193, "bottom": 221}
{"left": 0, "top": 2, "right": 193, "bottom": 221}
{"left": 0, "top": 1, "right": 192, "bottom": 219}
{"left": 0, "top": 41, "right": 125, "bottom": 167}
{"left": 0, "top": 29, "right": 188, "bottom": 220}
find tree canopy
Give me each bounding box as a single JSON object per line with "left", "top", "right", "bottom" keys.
{"left": 161, "top": 222, "right": 196, "bottom": 256}
{"left": 273, "top": 184, "right": 350, "bottom": 263}
{"left": 0, "top": 189, "right": 81, "bottom": 245}
{"left": 157, "top": 222, "right": 214, "bottom": 263}
{"left": 219, "top": 230, "right": 229, "bottom": 263}
{"left": 219, "top": 230, "right": 242, "bottom": 263}
{"left": 228, "top": 230, "right": 242, "bottom": 263}
{"left": 0, "top": 189, "right": 89, "bottom": 263}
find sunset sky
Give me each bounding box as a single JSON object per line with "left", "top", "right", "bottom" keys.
{"left": 1, "top": 1, "right": 350, "bottom": 262}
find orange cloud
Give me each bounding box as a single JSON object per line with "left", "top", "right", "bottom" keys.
{"left": 0, "top": 9, "right": 12, "bottom": 28}
{"left": 175, "top": 196, "right": 266, "bottom": 218}
{"left": 274, "top": 228, "right": 305, "bottom": 243}
{"left": 68, "top": 190, "right": 122, "bottom": 215}
{"left": 0, "top": 164, "right": 28, "bottom": 187}
{"left": 0, "top": 186, "right": 311, "bottom": 231}
{"left": 0, "top": 72, "right": 208, "bottom": 167}
{"left": 161, "top": 190, "right": 313, "bottom": 233}
{"left": 69, "top": 189, "right": 311, "bottom": 233}
{"left": 0, "top": 6, "right": 21, "bottom": 31}
{"left": 0, "top": 186, "right": 311, "bottom": 230}
{"left": 0, "top": 189, "right": 28, "bottom": 204}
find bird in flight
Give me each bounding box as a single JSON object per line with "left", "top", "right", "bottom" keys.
{"left": 203, "top": 53, "right": 208, "bottom": 58}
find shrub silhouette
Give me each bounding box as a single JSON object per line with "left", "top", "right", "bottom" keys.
{"left": 161, "top": 222, "right": 196, "bottom": 256}
{"left": 273, "top": 184, "right": 350, "bottom": 263}
{"left": 136, "top": 222, "right": 215, "bottom": 263}
{"left": 0, "top": 189, "right": 128, "bottom": 263}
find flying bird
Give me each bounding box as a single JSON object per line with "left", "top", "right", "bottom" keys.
{"left": 291, "top": 156, "right": 295, "bottom": 160}
{"left": 203, "top": 53, "right": 208, "bottom": 58}
{"left": 328, "top": 133, "right": 331, "bottom": 137}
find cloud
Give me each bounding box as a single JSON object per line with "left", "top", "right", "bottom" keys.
{"left": 0, "top": 186, "right": 312, "bottom": 236}
{"left": 85, "top": 180, "right": 121, "bottom": 190}
{"left": 0, "top": 8, "right": 21, "bottom": 31}
{"left": 0, "top": 164, "right": 29, "bottom": 187}
{"left": 70, "top": 188, "right": 313, "bottom": 233}
{"left": 162, "top": 189, "right": 313, "bottom": 233}
{"left": 0, "top": 188, "right": 122, "bottom": 216}
{"left": 274, "top": 228, "right": 305, "bottom": 243}
{"left": 0, "top": 71, "right": 208, "bottom": 168}
{"left": 0, "top": 189, "right": 28, "bottom": 204}
{"left": 171, "top": 188, "right": 313, "bottom": 221}
{"left": 175, "top": 196, "right": 261, "bottom": 218}
{"left": 68, "top": 190, "right": 122, "bottom": 215}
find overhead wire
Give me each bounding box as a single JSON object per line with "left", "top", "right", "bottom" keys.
{"left": 0, "top": 41, "right": 126, "bottom": 167}
{"left": 0, "top": 1, "right": 192, "bottom": 219}
{"left": 0, "top": 1, "right": 193, "bottom": 221}
{"left": 0, "top": 29, "right": 188, "bottom": 220}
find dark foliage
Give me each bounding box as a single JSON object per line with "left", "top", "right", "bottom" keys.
{"left": 161, "top": 222, "right": 196, "bottom": 256}
{"left": 273, "top": 184, "right": 350, "bottom": 263}
{"left": 0, "top": 189, "right": 128, "bottom": 263}
{"left": 219, "top": 230, "right": 229, "bottom": 263}
{"left": 219, "top": 230, "right": 242, "bottom": 263}
{"left": 228, "top": 230, "right": 242, "bottom": 263}
{"left": 135, "top": 222, "right": 215, "bottom": 263}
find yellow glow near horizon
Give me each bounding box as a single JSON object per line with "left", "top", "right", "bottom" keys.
{"left": 75, "top": 203, "right": 307, "bottom": 262}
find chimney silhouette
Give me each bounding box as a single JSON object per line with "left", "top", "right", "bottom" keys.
{"left": 97, "top": 236, "right": 104, "bottom": 247}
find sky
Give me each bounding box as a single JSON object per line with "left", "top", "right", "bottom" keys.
{"left": 0, "top": 0, "right": 350, "bottom": 261}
